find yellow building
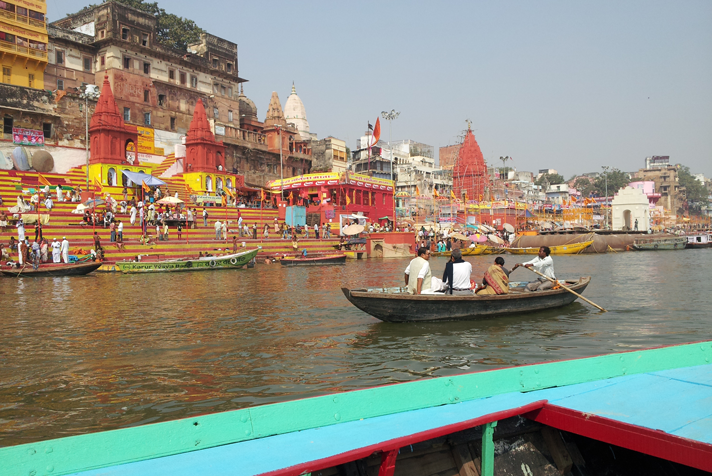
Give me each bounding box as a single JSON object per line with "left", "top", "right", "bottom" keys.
{"left": 0, "top": 0, "right": 48, "bottom": 89}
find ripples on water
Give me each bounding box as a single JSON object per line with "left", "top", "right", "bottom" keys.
{"left": 1, "top": 250, "right": 710, "bottom": 445}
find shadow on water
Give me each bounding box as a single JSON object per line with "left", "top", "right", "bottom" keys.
{"left": 0, "top": 250, "right": 711, "bottom": 445}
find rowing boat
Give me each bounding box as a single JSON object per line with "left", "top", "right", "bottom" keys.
{"left": 0, "top": 261, "right": 102, "bottom": 277}
{"left": 433, "top": 244, "right": 506, "bottom": 257}
{"left": 342, "top": 277, "right": 591, "bottom": 322}
{"left": 506, "top": 240, "right": 593, "bottom": 255}
{"left": 280, "top": 253, "right": 346, "bottom": 266}
{"left": 115, "top": 248, "right": 260, "bottom": 273}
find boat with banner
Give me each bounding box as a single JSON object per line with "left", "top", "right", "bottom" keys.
{"left": 342, "top": 277, "right": 591, "bottom": 322}
{"left": 632, "top": 236, "right": 687, "bottom": 251}
{"left": 115, "top": 248, "right": 260, "bottom": 273}
{"left": 506, "top": 240, "right": 593, "bottom": 255}
{"left": 0, "top": 261, "right": 102, "bottom": 277}
{"left": 685, "top": 234, "right": 711, "bottom": 249}
{"left": 280, "top": 253, "right": 346, "bottom": 266}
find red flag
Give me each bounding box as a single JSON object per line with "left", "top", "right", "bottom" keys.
{"left": 288, "top": 191, "right": 293, "bottom": 206}
{"left": 370, "top": 117, "right": 381, "bottom": 146}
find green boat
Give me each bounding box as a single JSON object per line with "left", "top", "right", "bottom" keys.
{"left": 115, "top": 248, "right": 260, "bottom": 273}
{"left": 631, "top": 237, "right": 687, "bottom": 251}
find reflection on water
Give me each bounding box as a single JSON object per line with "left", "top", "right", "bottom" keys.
{"left": 1, "top": 250, "right": 711, "bottom": 445}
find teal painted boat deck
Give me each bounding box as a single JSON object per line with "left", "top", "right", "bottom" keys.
{"left": 4, "top": 342, "right": 712, "bottom": 476}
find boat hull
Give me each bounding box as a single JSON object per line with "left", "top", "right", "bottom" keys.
{"left": 632, "top": 237, "right": 687, "bottom": 251}
{"left": 506, "top": 240, "right": 593, "bottom": 255}
{"left": 280, "top": 254, "right": 346, "bottom": 266}
{"left": 115, "top": 249, "right": 259, "bottom": 273}
{"left": 0, "top": 261, "right": 102, "bottom": 277}
{"left": 342, "top": 277, "right": 591, "bottom": 322}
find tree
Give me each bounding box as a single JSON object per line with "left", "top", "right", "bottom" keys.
{"left": 573, "top": 177, "right": 596, "bottom": 198}
{"left": 77, "top": 0, "right": 204, "bottom": 52}
{"left": 594, "top": 168, "right": 629, "bottom": 197}
{"left": 535, "top": 173, "right": 564, "bottom": 187}
{"left": 678, "top": 166, "right": 709, "bottom": 214}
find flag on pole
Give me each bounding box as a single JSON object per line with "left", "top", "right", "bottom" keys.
{"left": 224, "top": 187, "right": 235, "bottom": 198}
{"left": 142, "top": 180, "right": 150, "bottom": 194}
{"left": 288, "top": 191, "right": 293, "bottom": 206}
{"left": 260, "top": 189, "right": 266, "bottom": 202}
{"left": 346, "top": 193, "right": 351, "bottom": 206}
{"left": 94, "top": 177, "right": 103, "bottom": 194}
{"left": 37, "top": 173, "right": 51, "bottom": 187}
{"left": 184, "top": 183, "right": 192, "bottom": 197}
{"left": 464, "top": 192, "right": 469, "bottom": 203}
{"left": 416, "top": 185, "right": 421, "bottom": 196}
{"left": 433, "top": 188, "right": 440, "bottom": 198}
{"left": 370, "top": 117, "right": 381, "bottom": 146}
{"left": 450, "top": 190, "right": 457, "bottom": 200}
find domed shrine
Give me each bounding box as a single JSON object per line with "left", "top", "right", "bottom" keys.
{"left": 283, "top": 83, "right": 311, "bottom": 140}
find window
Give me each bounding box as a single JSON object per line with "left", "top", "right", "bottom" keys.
{"left": 190, "top": 75, "right": 197, "bottom": 88}
{"left": 213, "top": 107, "right": 219, "bottom": 119}
{"left": 41, "top": 123, "right": 51, "bottom": 139}
{"left": 99, "top": 30, "right": 105, "bottom": 39}
{"left": 4, "top": 117, "right": 12, "bottom": 135}
{"left": 28, "top": 74, "right": 33, "bottom": 88}
{"left": 100, "top": 56, "right": 105, "bottom": 67}
{"left": 158, "top": 94, "right": 165, "bottom": 106}
{"left": 170, "top": 117, "right": 176, "bottom": 130}
{"left": 123, "top": 56, "right": 130, "bottom": 69}
{"left": 179, "top": 72, "right": 186, "bottom": 85}
{"left": 0, "top": 32, "right": 15, "bottom": 43}
{"left": 55, "top": 49, "right": 64, "bottom": 65}
{"left": 226, "top": 62, "right": 232, "bottom": 73}
{"left": 83, "top": 57, "right": 92, "bottom": 72}
{"left": 227, "top": 87, "right": 232, "bottom": 97}
{"left": 212, "top": 58, "right": 218, "bottom": 68}
{"left": 144, "top": 112, "right": 151, "bottom": 125}
{"left": 122, "top": 28, "right": 129, "bottom": 40}
{"left": 57, "top": 79, "right": 64, "bottom": 91}
{"left": 141, "top": 34, "right": 148, "bottom": 46}
{"left": 144, "top": 90, "right": 149, "bottom": 102}
{"left": 168, "top": 69, "right": 175, "bottom": 80}
{"left": 123, "top": 107, "right": 130, "bottom": 122}
{"left": 221, "top": 85, "right": 226, "bottom": 96}
{"left": 213, "top": 83, "right": 218, "bottom": 94}
{"left": 16, "top": 6, "right": 27, "bottom": 17}
{"left": 143, "top": 62, "right": 150, "bottom": 74}
{"left": 228, "top": 110, "right": 233, "bottom": 122}
{"left": 2, "top": 66, "right": 10, "bottom": 84}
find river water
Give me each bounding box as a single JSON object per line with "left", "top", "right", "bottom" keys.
{"left": 1, "top": 250, "right": 710, "bottom": 446}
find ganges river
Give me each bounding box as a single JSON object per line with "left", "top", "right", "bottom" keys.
{"left": 1, "top": 249, "right": 711, "bottom": 446}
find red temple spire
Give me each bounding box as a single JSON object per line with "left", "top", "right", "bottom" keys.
{"left": 452, "top": 128, "right": 489, "bottom": 201}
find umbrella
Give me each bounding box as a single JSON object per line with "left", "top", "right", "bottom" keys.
{"left": 71, "top": 204, "right": 88, "bottom": 214}
{"left": 449, "top": 232, "right": 470, "bottom": 241}
{"left": 503, "top": 223, "right": 515, "bottom": 233}
{"left": 472, "top": 233, "right": 488, "bottom": 243}
{"left": 487, "top": 234, "right": 504, "bottom": 244}
{"left": 343, "top": 224, "right": 364, "bottom": 236}
{"left": 158, "top": 196, "right": 184, "bottom": 205}
{"left": 84, "top": 198, "right": 105, "bottom": 208}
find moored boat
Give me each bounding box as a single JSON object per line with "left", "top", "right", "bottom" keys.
{"left": 632, "top": 236, "right": 687, "bottom": 251}
{"left": 342, "top": 277, "right": 591, "bottom": 322}
{"left": 0, "top": 261, "right": 102, "bottom": 277}
{"left": 506, "top": 240, "right": 593, "bottom": 255}
{"left": 685, "top": 234, "right": 711, "bottom": 249}
{"left": 115, "top": 248, "right": 260, "bottom": 273}
{"left": 280, "top": 253, "right": 346, "bottom": 266}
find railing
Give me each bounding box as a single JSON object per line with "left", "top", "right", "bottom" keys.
{"left": 0, "top": 10, "right": 46, "bottom": 28}
{"left": 0, "top": 39, "right": 47, "bottom": 59}
{"left": 218, "top": 123, "right": 266, "bottom": 145}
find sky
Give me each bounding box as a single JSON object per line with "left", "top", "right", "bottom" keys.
{"left": 48, "top": 1, "right": 712, "bottom": 179}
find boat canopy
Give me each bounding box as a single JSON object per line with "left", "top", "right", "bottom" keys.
{"left": 121, "top": 170, "right": 166, "bottom": 187}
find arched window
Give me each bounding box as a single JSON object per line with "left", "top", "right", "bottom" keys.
{"left": 107, "top": 168, "right": 117, "bottom": 186}
{"left": 121, "top": 169, "right": 130, "bottom": 186}
{"left": 205, "top": 175, "right": 213, "bottom": 192}
{"left": 216, "top": 177, "right": 223, "bottom": 191}
{"left": 226, "top": 178, "right": 232, "bottom": 189}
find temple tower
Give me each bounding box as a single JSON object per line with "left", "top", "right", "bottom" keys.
{"left": 185, "top": 99, "right": 226, "bottom": 173}
{"left": 88, "top": 75, "right": 138, "bottom": 165}
{"left": 452, "top": 126, "right": 489, "bottom": 201}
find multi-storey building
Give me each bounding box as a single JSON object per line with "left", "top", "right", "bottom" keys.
{"left": 0, "top": 0, "right": 48, "bottom": 89}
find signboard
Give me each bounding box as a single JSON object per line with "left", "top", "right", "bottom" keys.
{"left": 125, "top": 141, "right": 136, "bottom": 164}
{"left": 137, "top": 126, "right": 155, "bottom": 155}
{"left": 214, "top": 125, "right": 225, "bottom": 136}
{"left": 12, "top": 127, "right": 44, "bottom": 146}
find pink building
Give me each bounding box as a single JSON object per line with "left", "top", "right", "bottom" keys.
{"left": 628, "top": 181, "right": 661, "bottom": 207}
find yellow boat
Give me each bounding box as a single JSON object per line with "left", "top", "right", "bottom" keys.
{"left": 506, "top": 240, "right": 593, "bottom": 255}
{"left": 433, "top": 244, "right": 505, "bottom": 257}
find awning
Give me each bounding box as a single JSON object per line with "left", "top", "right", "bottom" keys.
{"left": 121, "top": 170, "right": 166, "bottom": 187}
{"left": 236, "top": 186, "right": 261, "bottom": 193}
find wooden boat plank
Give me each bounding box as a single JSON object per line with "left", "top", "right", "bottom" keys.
{"left": 280, "top": 254, "right": 346, "bottom": 266}
{"left": 0, "top": 261, "right": 102, "bottom": 277}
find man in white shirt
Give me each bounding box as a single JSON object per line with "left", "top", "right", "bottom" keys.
{"left": 60, "top": 237, "right": 69, "bottom": 263}
{"left": 442, "top": 249, "right": 473, "bottom": 295}
{"left": 404, "top": 247, "right": 432, "bottom": 295}
{"left": 51, "top": 238, "right": 61, "bottom": 263}
{"left": 214, "top": 220, "right": 222, "bottom": 240}
{"left": 513, "top": 246, "right": 556, "bottom": 292}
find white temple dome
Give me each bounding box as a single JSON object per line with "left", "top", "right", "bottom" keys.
{"left": 283, "top": 83, "right": 311, "bottom": 139}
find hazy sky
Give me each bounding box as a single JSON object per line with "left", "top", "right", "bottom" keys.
{"left": 48, "top": 1, "right": 712, "bottom": 178}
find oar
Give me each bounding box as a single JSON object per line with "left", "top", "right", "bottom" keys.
{"left": 522, "top": 266, "right": 607, "bottom": 312}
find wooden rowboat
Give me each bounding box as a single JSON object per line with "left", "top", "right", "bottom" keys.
{"left": 342, "top": 277, "right": 591, "bottom": 322}
{"left": 506, "top": 240, "right": 593, "bottom": 255}
{"left": 280, "top": 253, "right": 346, "bottom": 266}
{"left": 0, "top": 261, "right": 102, "bottom": 277}
{"left": 433, "top": 244, "right": 506, "bottom": 257}
{"left": 115, "top": 248, "right": 259, "bottom": 273}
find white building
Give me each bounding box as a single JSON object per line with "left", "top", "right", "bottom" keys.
{"left": 611, "top": 186, "right": 650, "bottom": 231}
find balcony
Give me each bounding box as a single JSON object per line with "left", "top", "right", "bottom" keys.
{"left": 0, "top": 39, "right": 47, "bottom": 60}
{"left": 0, "top": 10, "right": 46, "bottom": 30}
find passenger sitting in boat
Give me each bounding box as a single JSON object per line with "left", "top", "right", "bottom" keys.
{"left": 512, "top": 247, "right": 556, "bottom": 292}
{"left": 404, "top": 248, "right": 446, "bottom": 295}
{"left": 476, "top": 257, "right": 510, "bottom": 295}
{"left": 442, "top": 249, "right": 473, "bottom": 295}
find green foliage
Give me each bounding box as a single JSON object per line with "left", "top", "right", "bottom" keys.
{"left": 535, "top": 173, "right": 565, "bottom": 186}
{"left": 594, "top": 168, "right": 630, "bottom": 196}
{"left": 573, "top": 177, "right": 596, "bottom": 197}
{"left": 76, "top": 1, "right": 204, "bottom": 51}
{"left": 678, "top": 166, "right": 709, "bottom": 213}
